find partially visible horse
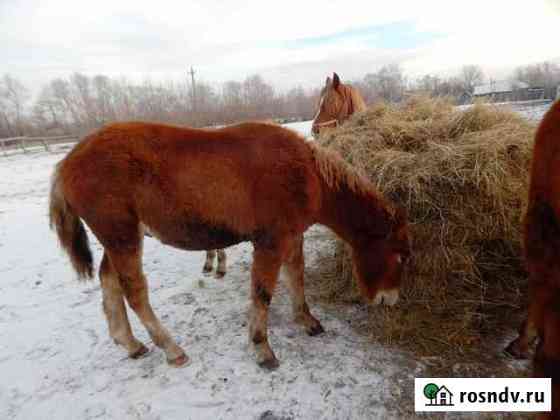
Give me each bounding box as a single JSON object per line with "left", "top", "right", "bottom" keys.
{"left": 203, "top": 249, "right": 226, "bottom": 277}
{"left": 504, "top": 99, "right": 560, "bottom": 418}
{"left": 49, "top": 121, "right": 410, "bottom": 369}
{"left": 534, "top": 301, "right": 560, "bottom": 419}
{"left": 311, "top": 72, "right": 367, "bottom": 135}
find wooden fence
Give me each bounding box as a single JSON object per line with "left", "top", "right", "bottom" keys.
{"left": 0, "top": 135, "right": 78, "bottom": 156}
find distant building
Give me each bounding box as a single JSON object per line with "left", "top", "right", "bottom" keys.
{"left": 473, "top": 80, "right": 544, "bottom": 102}
{"left": 457, "top": 91, "right": 473, "bottom": 105}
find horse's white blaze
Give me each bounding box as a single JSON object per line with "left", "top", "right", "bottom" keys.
{"left": 372, "top": 288, "right": 399, "bottom": 306}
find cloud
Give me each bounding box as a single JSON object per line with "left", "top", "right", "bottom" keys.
{"left": 1, "top": 0, "right": 559, "bottom": 93}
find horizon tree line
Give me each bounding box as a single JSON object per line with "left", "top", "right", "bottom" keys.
{"left": 1, "top": 61, "right": 559, "bottom": 138}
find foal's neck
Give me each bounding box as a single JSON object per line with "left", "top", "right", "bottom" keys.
{"left": 316, "top": 178, "right": 391, "bottom": 245}
{"left": 309, "top": 143, "right": 393, "bottom": 244}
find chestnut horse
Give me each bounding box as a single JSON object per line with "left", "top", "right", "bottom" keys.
{"left": 505, "top": 100, "right": 560, "bottom": 418}
{"left": 311, "top": 72, "right": 367, "bottom": 135}
{"left": 49, "top": 121, "right": 410, "bottom": 368}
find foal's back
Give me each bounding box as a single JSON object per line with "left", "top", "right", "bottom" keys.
{"left": 59, "top": 121, "right": 321, "bottom": 251}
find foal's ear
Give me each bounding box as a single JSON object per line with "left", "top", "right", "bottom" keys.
{"left": 332, "top": 73, "right": 341, "bottom": 90}
{"left": 325, "top": 76, "right": 332, "bottom": 86}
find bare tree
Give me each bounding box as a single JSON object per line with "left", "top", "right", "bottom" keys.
{"left": 0, "top": 74, "right": 30, "bottom": 136}
{"left": 514, "top": 61, "right": 560, "bottom": 99}
{"left": 222, "top": 81, "right": 244, "bottom": 122}
{"left": 92, "top": 75, "right": 116, "bottom": 124}
{"left": 32, "top": 84, "right": 68, "bottom": 133}
{"left": 411, "top": 74, "right": 464, "bottom": 101}
{"left": 363, "top": 64, "right": 406, "bottom": 102}
{"left": 459, "top": 65, "right": 484, "bottom": 94}
{"left": 416, "top": 74, "right": 442, "bottom": 94}
{"left": 19, "top": 73, "right": 321, "bottom": 135}
{"left": 284, "top": 86, "right": 315, "bottom": 120}
{"left": 243, "top": 75, "right": 275, "bottom": 119}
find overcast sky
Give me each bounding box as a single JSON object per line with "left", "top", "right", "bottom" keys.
{"left": 2, "top": 0, "right": 559, "bottom": 93}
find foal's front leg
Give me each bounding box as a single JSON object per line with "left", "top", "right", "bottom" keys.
{"left": 249, "top": 246, "right": 282, "bottom": 369}
{"left": 284, "top": 235, "right": 324, "bottom": 336}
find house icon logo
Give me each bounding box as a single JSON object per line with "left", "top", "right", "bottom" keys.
{"left": 423, "top": 383, "right": 454, "bottom": 406}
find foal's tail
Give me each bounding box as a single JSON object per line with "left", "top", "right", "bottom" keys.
{"left": 49, "top": 163, "right": 94, "bottom": 280}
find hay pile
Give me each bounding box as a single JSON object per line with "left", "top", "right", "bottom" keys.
{"left": 315, "top": 96, "right": 536, "bottom": 360}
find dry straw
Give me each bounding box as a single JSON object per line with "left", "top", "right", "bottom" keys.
{"left": 314, "top": 96, "right": 535, "bottom": 360}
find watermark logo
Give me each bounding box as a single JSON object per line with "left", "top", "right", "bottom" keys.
{"left": 423, "top": 383, "right": 454, "bottom": 407}
{"left": 415, "top": 378, "right": 551, "bottom": 412}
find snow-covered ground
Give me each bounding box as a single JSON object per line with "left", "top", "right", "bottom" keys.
{"left": 2, "top": 116, "right": 539, "bottom": 419}
{"left": 282, "top": 121, "right": 313, "bottom": 138}
{"left": 0, "top": 128, "right": 422, "bottom": 419}
{"left": 456, "top": 99, "right": 553, "bottom": 122}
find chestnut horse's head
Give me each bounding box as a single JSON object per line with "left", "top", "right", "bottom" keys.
{"left": 311, "top": 72, "right": 366, "bottom": 136}
{"left": 351, "top": 207, "right": 411, "bottom": 306}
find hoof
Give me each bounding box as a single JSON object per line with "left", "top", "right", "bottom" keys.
{"left": 258, "top": 357, "right": 280, "bottom": 370}
{"left": 504, "top": 340, "right": 529, "bottom": 359}
{"left": 168, "top": 353, "right": 190, "bottom": 367}
{"left": 215, "top": 270, "right": 226, "bottom": 279}
{"left": 307, "top": 323, "right": 325, "bottom": 336}
{"left": 129, "top": 344, "right": 149, "bottom": 359}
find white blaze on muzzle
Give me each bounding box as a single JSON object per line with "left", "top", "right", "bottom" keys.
{"left": 372, "top": 288, "right": 399, "bottom": 306}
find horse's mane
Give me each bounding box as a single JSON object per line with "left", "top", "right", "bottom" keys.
{"left": 308, "top": 142, "right": 395, "bottom": 216}
{"left": 346, "top": 85, "right": 367, "bottom": 113}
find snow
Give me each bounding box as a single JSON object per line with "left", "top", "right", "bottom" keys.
{"left": 472, "top": 81, "right": 529, "bottom": 96}
{"left": 0, "top": 138, "right": 417, "bottom": 419}
{"left": 283, "top": 121, "right": 313, "bottom": 139}
{"left": 456, "top": 99, "right": 553, "bottom": 122}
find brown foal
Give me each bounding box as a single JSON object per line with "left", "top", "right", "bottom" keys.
{"left": 50, "top": 121, "right": 410, "bottom": 368}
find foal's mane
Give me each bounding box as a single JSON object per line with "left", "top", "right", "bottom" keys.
{"left": 308, "top": 142, "right": 396, "bottom": 217}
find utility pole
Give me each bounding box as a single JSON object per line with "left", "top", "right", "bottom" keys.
{"left": 188, "top": 66, "right": 196, "bottom": 113}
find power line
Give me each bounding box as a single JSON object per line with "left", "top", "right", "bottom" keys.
{"left": 188, "top": 66, "right": 196, "bottom": 112}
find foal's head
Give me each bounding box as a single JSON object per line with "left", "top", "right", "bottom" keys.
{"left": 351, "top": 207, "right": 411, "bottom": 306}
{"left": 312, "top": 73, "right": 360, "bottom": 135}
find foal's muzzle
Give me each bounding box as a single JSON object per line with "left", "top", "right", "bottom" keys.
{"left": 371, "top": 289, "right": 399, "bottom": 306}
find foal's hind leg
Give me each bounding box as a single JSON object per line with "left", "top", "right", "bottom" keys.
{"left": 216, "top": 249, "right": 227, "bottom": 278}
{"left": 203, "top": 250, "right": 216, "bottom": 274}
{"left": 249, "top": 245, "right": 283, "bottom": 369}
{"left": 100, "top": 253, "right": 148, "bottom": 358}
{"left": 283, "top": 235, "right": 324, "bottom": 336}
{"left": 107, "top": 249, "right": 188, "bottom": 366}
